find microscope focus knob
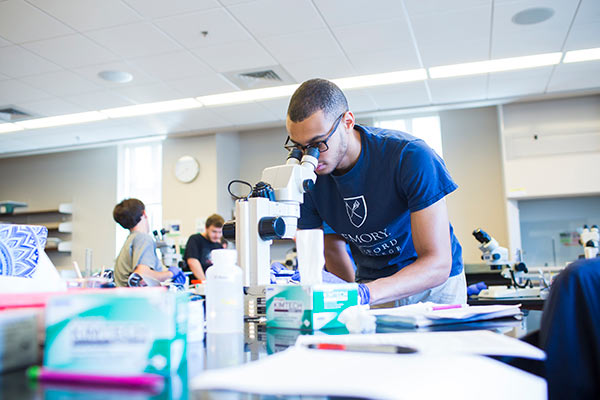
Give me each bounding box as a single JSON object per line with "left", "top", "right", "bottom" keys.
{"left": 492, "top": 253, "right": 501, "bottom": 260}
{"left": 259, "top": 217, "right": 286, "bottom": 240}
{"left": 302, "top": 179, "right": 315, "bottom": 192}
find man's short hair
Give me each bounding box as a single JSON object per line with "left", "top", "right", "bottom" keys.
{"left": 205, "top": 214, "right": 224, "bottom": 229}
{"left": 113, "top": 198, "right": 145, "bottom": 230}
{"left": 287, "top": 78, "right": 348, "bottom": 123}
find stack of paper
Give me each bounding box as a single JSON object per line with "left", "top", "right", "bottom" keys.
{"left": 371, "top": 303, "right": 522, "bottom": 327}
{"left": 295, "top": 330, "right": 546, "bottom": 360}
{"left": 191, "top": 346, "right": 546, "bottom": 399}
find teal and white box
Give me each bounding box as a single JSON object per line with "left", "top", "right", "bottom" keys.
{"left": 265, "top": 283, "right": 358, "bottom": 331}
{"left": 44, "top": 289, "right": 188, "bottom": 377}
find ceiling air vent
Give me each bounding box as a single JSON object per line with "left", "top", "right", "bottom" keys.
{"left": 224, "top": 66, "right": 296, "bottom": 90}
{"left": 0, "top": 106, "right": 35, "bottom": 122}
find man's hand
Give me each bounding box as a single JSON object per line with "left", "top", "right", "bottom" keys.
{"left": 186, "top": 258, "right": 206, "bottom": 281}
{"left": 168, "top": 266, "right": 186, "bottom": 284}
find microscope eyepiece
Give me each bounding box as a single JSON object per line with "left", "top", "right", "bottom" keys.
{"left": 287, "top": 148, "right": 303, "bottom": 161}
{"left": 473, "top": 228, "right": 491, "bottom": 244}
{"left": 304, "top": 146, "right": 320, "bottom": 160}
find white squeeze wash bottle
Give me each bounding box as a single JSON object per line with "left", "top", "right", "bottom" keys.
{"left": 205, "top": 249, "right": 243, "bottom": 333}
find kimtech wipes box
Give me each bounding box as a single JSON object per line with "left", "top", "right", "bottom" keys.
{"left": 44, "top": 288, "right": 188, "bottom": 377}
{"left": 265, "top": 283, "right": 358, "bottom": 331}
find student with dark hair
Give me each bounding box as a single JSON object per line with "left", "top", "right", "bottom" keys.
{"left": 113, "top": 198, "right": 185, "bottom": 287}
{"left": 183, "top": 214, "right": 225, "bottom": 281}
{"left": 286, "top": 78, "right": 465, "bottom": 306}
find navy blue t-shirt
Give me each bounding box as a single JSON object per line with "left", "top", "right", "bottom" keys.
{"left": 298, "top": 125, "right": 463, "bottom": 281}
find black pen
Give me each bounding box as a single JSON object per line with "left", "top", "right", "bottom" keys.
{"left": 308, "top": 343, "right": 417, "bottom": 354}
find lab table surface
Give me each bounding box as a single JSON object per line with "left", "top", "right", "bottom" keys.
{"left": 1, "top": 310, "right": 543, "bottom": 400}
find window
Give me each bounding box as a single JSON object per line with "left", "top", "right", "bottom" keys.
{"left": 115, "top": 141, "right": 163, "bottom": 254}
{"left": 374, "top": 115, "right": 443, "bottom": 157}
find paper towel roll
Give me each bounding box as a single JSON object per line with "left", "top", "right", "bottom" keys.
{"left": 296, "top": 229, "right": 324, "bottom": 285}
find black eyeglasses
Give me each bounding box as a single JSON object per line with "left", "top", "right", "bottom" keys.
{"left": 284, "top": 111, "right": 346, "bottom": 153}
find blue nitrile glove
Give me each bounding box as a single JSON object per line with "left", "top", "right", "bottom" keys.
{"left": 357, "top": 283, "right": 370, "bottom": 305}
{"left": 290, "top": 269, "right": 348, "bottom": 284}
{"left": 467, "top": 281, "right": 487, "bottom": 296}
{"left": 168, "top": 266, "right": 186, "bottom": 284}
{"left": 270, "top": 262, "right": 286, "bottom": 284}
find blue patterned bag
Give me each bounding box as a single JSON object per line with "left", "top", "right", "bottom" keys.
{"left": 0, "top": 224, "right": 49, "bottom": 278}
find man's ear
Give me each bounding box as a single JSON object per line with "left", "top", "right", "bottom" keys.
{"left": 343, "top": 111, "right": 356, "bottom": 131}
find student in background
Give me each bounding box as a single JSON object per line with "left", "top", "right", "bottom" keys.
{"left": 113, "top": 198, "right": 185, "bottom": 287}
{"left": 184, "top": 214, "right": 225, "bottom": 281}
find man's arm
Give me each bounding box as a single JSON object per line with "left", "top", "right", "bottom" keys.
{"left": 324, "top": 234, "right": 355, "bottom": 282}
{"left": 133, "top": 264, "right": 174, "bottom": 282}
{"left": 186, "top": 258, "right": 207, "bottom": 281}
{"left": 365, "top": 198, "right": 453, "bottom": 305}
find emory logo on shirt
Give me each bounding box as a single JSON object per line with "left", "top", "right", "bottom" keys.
{"left": 343, "top": 195, "right": 367, "bottom": 228}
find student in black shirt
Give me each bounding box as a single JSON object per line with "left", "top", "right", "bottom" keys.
{"left": 183, "top": 214, "right": 224, "bottom": 281}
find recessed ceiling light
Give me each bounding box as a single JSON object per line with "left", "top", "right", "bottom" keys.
{"left": 101, "top": 98, "right": 203, "bottom": 118}
{"left": 98, "top": 70, "right": 133, "bottom": 83}
{"left": 0, "top": 123, "right": 24, "bottom": 134}
{"left": 15, "top": 111, "right": 108, "bottom": 129}
{"left": 563, "top": 47, "right": 600, "bottom": 63}
{"left": 512, "top": 7, "right": 554, "bottom": 25}
{"left": 333, "top": 69, "right": 427, "bottom": 90}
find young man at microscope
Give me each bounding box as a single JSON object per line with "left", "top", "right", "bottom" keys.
{"left": 113, "top": 198, "right": 186, "bottom": 287}
{"left": 286, "top": 78, "right": 465, "bottom": 306}
{"left": 183, "top": 214, "right": 225, "bottom": 281}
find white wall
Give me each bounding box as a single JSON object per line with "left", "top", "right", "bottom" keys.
{"left": 215, "top": 131, "right": 240, "bottom": 220}
{"left": 0, "top": 147, "right": 118, "bottom": 271}
{"left": 501, "top": 95, "right": 600, "bottom": 198}
{"left": 162, "top": 134, "right": 218, "bottom": 239}
{"left": 439, "top": 106, "right": 508, "bottom": 264}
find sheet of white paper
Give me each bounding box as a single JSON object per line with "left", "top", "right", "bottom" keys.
{"left": 295, "top": 330, "right": 545, "bottom": 360}
{"left": 370, "top": 303, "right": 521, "bottom": 319}
{"left": 191, "top": 346, "right": 546, "bottom": 400}
{"left": 296, "top": 229, "right": 324, "bottom": 285}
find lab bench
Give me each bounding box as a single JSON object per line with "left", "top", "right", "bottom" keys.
{"left": 1, "top": 310, "right": 544, "bottom": 400}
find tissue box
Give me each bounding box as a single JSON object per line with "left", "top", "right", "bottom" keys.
{"left": 265, "top": 283, "right": 358, "bottom": 331}
{"left": 44, "top": 289, "right": 188, "bottom": 377}
{"left": 0, "top": 310, "right": 39, "bottom": 372}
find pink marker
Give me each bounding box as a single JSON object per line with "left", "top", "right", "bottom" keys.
{"left": 27, "top": 366, "right": 164, "bottom": 389}
{"left": 430, "top": 304, "right": 468, "bottom": 311}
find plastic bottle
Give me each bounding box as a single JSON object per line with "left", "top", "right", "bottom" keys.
{"left": 205, "top": 249, "right": 243, "bottom": 333}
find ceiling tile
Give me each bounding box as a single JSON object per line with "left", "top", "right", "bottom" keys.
{"left": 348, "top": 48, "right": 421, "bottom": 75}
{"left": 192, "top": 40, "right": 276, "bottom": 72}
{"left": 27, "top": 0, "right": 141, "bottom": 31}
{"left": 158, "top": 108, "right": 231, "bottom": 133}
{"left": 111, "top": 82, "right": 185, "bottom": 103}
{"left": 428, "top": 75, "right": 487, "bottom": 104}
{"left": 0, "top": 46, "right": 61, "bottom": 78}
{"left": 332, "top": 19, "right": 414, "bottom": 54}
{"left": 155, "top": 8, "right": 251, "bottom": 49}
{"left": 491, "top": 0, "right": 579, "bottom": 58}
{"left": 259, "top": 98, "right": 289, "bottom": 121}
{"left": 487, "top": 66, "right": 554, "bottom": 99}
{"left": 564, "top": 0, "right": 600, "bottom": 51}
{"left": 281, "top": 55, "right": 355, "bottom": 82}
{"left": 74, "top": 61, "right": 158, "bottom": 88}
{"left": 220, "top": 0, "right": 256, "bottom": 5}
{"left": 0, "top": 79, "right": 51, "bottom": 104}
{"left": 419, "top": 38, "right": 489, "bottom": 67}
{"left": 313, "top": 0, "right": 405, "bottom": 27}
{"left": 547, "top": 61, "right": 600, "bottom": 93}
{"left": 166, "top": 74, "right": 239, "bottom": 97}
{"left": 23, "top": 34, "right": 119, "bottom": 69}
{"left": 128, "top": 50, "right": 213, "bottom": 80}
{"left": 0, "top": 35, "right": 12, "bottom": 47}
{"left": 404, "top": 0, "right": 488, "bottom": 15}
{"left": 344, "top": 90, "right": 379, "bottom": 114}
{"left": 228, "top": 0, "right": 325, "bottom": 38}
{"left": 260, "top": 29, "right": 343, "bottom": 64}
{"left": 365, "top": 81, "right": 431, "bottom": 110}
{"left": 123, "top": 0, "right": 220, "bottom": 19}
{"left": 20, "top": 70, "right": 101, "bottom": 97}
{"left": 0, "top": 0, "right": 72, "bottom": 43}
{"left": 86, "top": 22, "right": 182, "bottom": 58}
{"left": 65, "top": 90, "right": 135, "bottom": 111}
{"left": 16, "top": 97, "right": 86, "bottom": 117}
{"left": 208, "top": 102, "right": 278, "bottom": 125}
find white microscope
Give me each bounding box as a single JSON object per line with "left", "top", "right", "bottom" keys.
{"left": 579, "top": 224, "right": 599, "bottom": 259}
{"left": 472, "top": 228, "right": 541, "bottom": 298}
{"left": 223, "top": 147, "right": 319, "bottom": 316}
